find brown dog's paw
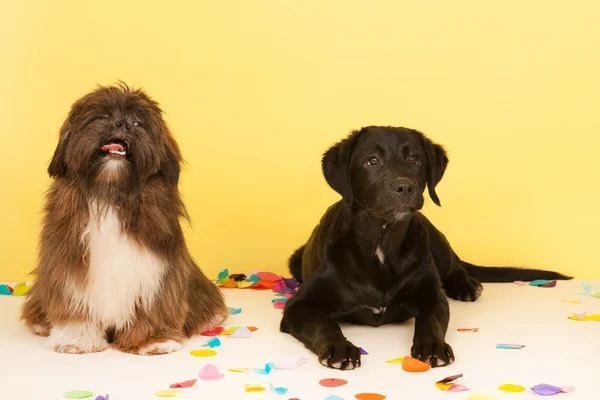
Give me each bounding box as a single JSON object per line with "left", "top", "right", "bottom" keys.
{"left": 411, "top": 337, "right": 455, "bottom": 367}
{"left": 444, "top": 275, "right": 483, "bottom": 302}
{"left": 318, "top": 340, "right": 362, "bottom": 370}
{"left": 136, "top": 339, "right": 182, "bottom": 355}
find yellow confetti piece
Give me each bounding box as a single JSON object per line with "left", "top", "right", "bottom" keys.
{"left": 13, "top": 282, "right": 31, "bottom": 296}
{"left": 189, "top": 349, "right": 217, "bottom": 357}
{"left": 244, "top": 384, "right": 266, "bottom": 392}
{"left": 568, "top": 314, "right": 600, "bottom": 321}
{"left": 498, "top": 384, "right": 526, "bottom": 392}
{"left": 228, "top": 368, "right": 250, "bottom": 372}
{"left": 219, "top": 330, "right": 234, "bottom": 336}
{"left": 385, "top": 357, "right": 404, "bottom": 364}
{"left": 562, "top": 298, "right": 581, "bottom": 304}
{"left": 435, "top": 382, "right": 453, "bottom": 391}
{"left": 235, "top": 281, "right": 253, "bottom": 288}
{"left": 154, "top": 389, "right": 183, "bottom": 397}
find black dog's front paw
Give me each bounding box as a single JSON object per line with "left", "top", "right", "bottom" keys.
{"left": 411, "top": 337, "right": 455, "bottom": 367}
{"left": 444, "top": 275, "right": 483, "bottom": 302}
{"left": 318, "top": 340, "right": 362, "bottom": 370}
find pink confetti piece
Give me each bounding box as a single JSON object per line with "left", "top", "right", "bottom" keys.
{"left": 448, "top": 384, "right": 469, "bottom": 392}
{"left": 198, "top": 364, "right": 225, "bottom": 380}
{"left": 560, "top": 386, "right": 576, "bottom": 393}
{"left": 513, "top": 281, "right": 529, "bottom": 286}
{"left": 274, "top": 357, "right": 307, "bottom": 370}
{"left": 228, "top": 327, "right": 252, "bottom": 338}
{"left": 170, "top": 379, "right": 197, "bottom": 388}
{"left": 273, "top": 300, "right": 286, "bottom": 309}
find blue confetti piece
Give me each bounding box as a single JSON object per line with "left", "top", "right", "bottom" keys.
{"left": 203, "top": 337, "right": 221, "bottom": 348}
{"left": 324, "top": 395, "right": 345, "bottom": 400}
{"left": 248, "top": 274, "right": 260, "bottom": 284}
{"left": 496, "top": 344, "right": 524, "bottom": 349}
{"left": 269, "top": 383, "right": 288, "bottom": 395}
{"left": 529, "top": 279, "right": 550, "bottom": 286}
{"left": 217, "top": 268, "right": 229, "bottom": 281}
{"left": 253, "top": 362, "right": 275, "bottom": 375}
{"left": 0, "top": 284, "right": 12, "bottom": 295}
{"left": 228, "top": 307, "right": 242, "bottom": 315}
{"left": 271, "top": 297, "right": 288, "bottom": 303}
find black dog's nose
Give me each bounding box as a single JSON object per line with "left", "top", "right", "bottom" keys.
{"left": 115, "top": 120, "right": 131, "bottom": 130}
{"left": 391, "top": 178, "right": 416, "bottom": 195}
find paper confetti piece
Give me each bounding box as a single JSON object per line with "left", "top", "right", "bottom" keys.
{"left": 0, "top": 284, "right": 13, "bottom": 295}
{"left": 529, "top": 279, "right": 551, "bottom": 286}
{"left": 154, "top": 389, "right": 183, "bottom": 397}
{"left": 568, "top": 313, "right": 600, "bottom": 321}
{"left": 244, "top": 384, "right": 266, "bottom": 392}
{"left": 257, "top": 271, "right": 280, "bottom": 281}
{"left": 466, "top": 392, "right": 494, "bottom": 400}
{"left": 359, "top": 347, "right": 368, "bottom": 355}
{"left": 324, "top": 396, "right": 345, "bottom": 400}
{"left": 95, "top": 395, "right": 109, "bottom": 400}
{"left": 228, "top": 326, "right": 252, "bottom": 338}
{"left": 269, "top": 383, "right": 288, "bottom": 395}
{"left": 271, "top": 297, "right": 288, "bottom": 303}
{"left": 198, "top": 364, "right": 225, "bottom": 380}
{"left": 170, "top": 379, "right": 197, "bottom": 388}
{"left": 448, "top": 384, "right": 469, "bottom": 392}
{"left": 273, "top": 300, "right": 286, "bottom": 309}
{"left": 560, "top": 386, "right": 576, "bottom": 393}
{"left": 457, "top": 327, "right": 479, "bottom": 332}
{"left": 230, "top": 273, "right": 246, "bottom": 281}
{"left": 401, "top": 356, "right": 431, "bottom": 372}
{"left": 253, "top": 362, "right": 275, "bottom": 375}
{"left": 228, "top": 368, "right": 250, "bottom": 372}
{"left": 319, "top": 378, "right": 348, "bottom": 387}
{"left": 496, "top": 344, "right": 525, "bottom": 349}
{"left": 498, "top": 384, "right": 525, "bottom": 392}
{"left": 217, "top": 268, "right": 229, "bottom": 281}
{"left": 274, "top": 357, "right": 307, "bottom": 370}
{"left": 202, "top": 337, "right": 221, "bottom": 348}
{"left": 435, "top": 373, "right": 464, "bottom": 391}
{"left": 593, "top": 292, "right": 600, "bottom": 299}
{"left": 200, "top": 326, "right": 224, "bottom": 336}
{"left": 385, "top": 357, "right": 404, "bottom": 364}
{"left": 247, "top": 326, "right": 259, "bottom": 332}
{"left": 539, "top": 280, "right": 557, "bottom": 288}
{"left": 513, "top": 281, "right": 528, "bottom": 286}
{"left": 64, "top": 391, "right": 94, "bottom": 399}
{"left": 248, "top": 274, "right": 260, "bottom": 284}
{"left": 228, "top": 307, "right": 242, "bottom": 314}
{"left": 235, "top": 280, "right": 253, "bottom": 288}
{"left": 13, "top": 282, "right": 31, "bottom": 296}
{"left": 531, "top": 383, "right": 562, "bottom": 396}
{"left": 562, "top": 298, "right": 581, "bottom": 304}
{"left": 355, "top": 394, "right": 386, "bottom": 400}
{"left": 189, "top": 349, "right": 217, "bottom": 357}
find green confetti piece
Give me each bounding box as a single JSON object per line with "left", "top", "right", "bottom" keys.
{"left": 63, "top": 390, "right": 94, "bottom": 399}
{"left": 593, "top": 291, "right": 600, "bottom": 298}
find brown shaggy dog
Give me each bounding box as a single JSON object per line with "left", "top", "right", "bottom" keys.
{"left": 21, "top": 83, "right": 228, "bottom": 355}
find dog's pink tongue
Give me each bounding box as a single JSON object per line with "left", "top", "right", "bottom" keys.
{"left": 101, "top": 143, "right": 125, "bottom": 152}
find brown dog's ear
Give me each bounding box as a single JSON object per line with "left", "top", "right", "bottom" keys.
{"left": 160, "top": 130, "right": 182, "bottom": 186}
{"left": 48, "top": 119, "right": 72, "bottom": 178}
{"left": 322, "top": 131, "right": 360, "bottom": 206}
{"left": 421, "top": 134, "right": 449, "bottom": 207}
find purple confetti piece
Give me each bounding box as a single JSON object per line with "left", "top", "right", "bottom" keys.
{"left": 539, "top": 280, "right": 557, "bottom": 288}
{"left": 95, "top": 396, "right": 109, "bottom": 400}
{"left": 531, "top": 383, "right": 562, "bottom": 396}
{"left": 283, "top": 277, "right": 299, "bottom": 289}
{"left": 359, "top": 347, "right": 368, "bottom": 355}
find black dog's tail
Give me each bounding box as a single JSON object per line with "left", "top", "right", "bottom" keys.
{"left": 288, "top": 245, "right": 305, "bottom": 283}
{"left": 463, "top": 262, "right": 572, "bottom": 283}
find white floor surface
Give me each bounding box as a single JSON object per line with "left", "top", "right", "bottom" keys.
{"left": 1, "top": 279, "right": 599, "bottom": 399}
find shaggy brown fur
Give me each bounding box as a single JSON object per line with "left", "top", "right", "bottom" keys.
{"left": 21, "top": 83, "right": 227, "bottom": 355}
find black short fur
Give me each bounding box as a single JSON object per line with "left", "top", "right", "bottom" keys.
{"left": 280, "top": 126, "right": 570, "bottom": 370}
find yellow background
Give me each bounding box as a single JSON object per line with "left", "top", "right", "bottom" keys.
{"left": 1, "top": 1, "right": 599, "bottom": 281}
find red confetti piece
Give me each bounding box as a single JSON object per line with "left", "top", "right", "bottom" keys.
{"left": 200, "top": 327, "right": 225, "bottom": 336}
{"left": 170, "top": 379, "right": 197, "bottom": 388}
{"left": 273, "top": 300, "right": 286, "bottom": 309}
{"left": 257, "top": 272, "right": 280, "bottom": 281}
{"left": 319, "top": 378, "right": 348, "bottom": 387}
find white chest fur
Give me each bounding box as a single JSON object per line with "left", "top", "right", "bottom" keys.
{"left": 69, "top": 204, "right": 165, "bottom": 329}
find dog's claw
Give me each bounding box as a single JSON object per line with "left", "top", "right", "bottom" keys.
{"left": 444, "top": 275, "right": 483, "bottom": 302}
{"left": 318, "top": 340, "right": 362, "bottom": 370}
{"left": 411, "top": 337, "right": 454, "bottom": 367}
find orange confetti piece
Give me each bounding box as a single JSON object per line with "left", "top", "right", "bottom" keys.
{"left": 319, "top": 378, "right": 348, "bottom": 387}
{"left": 402, "top": 356, "right": 431, "bottom": 372}
{"left": 247, "top": 326, "right": 259, "bottom": 332}
{"left": 457, "top": 327, "right": 478, "bottom": 332}
{"left": 355, "top": 394, "right": 386, "bottom": 400}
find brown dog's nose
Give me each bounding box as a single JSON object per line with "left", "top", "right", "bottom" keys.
{"left": 115, "top": 120, "right": 131, "bottom": 130}
{"left": 391, "top": 178, "right": 416, "bottom": 196}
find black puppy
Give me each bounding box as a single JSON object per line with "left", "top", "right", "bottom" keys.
{"left": 280, "top": 126, "right": 570, "bottom": 370}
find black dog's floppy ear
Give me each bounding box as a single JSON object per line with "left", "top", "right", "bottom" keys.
{"left": 322, "top": 131, "right": 360, "bottom": 206}
{"left": 48, "top": 119, "right": 72, "bottom": 178}
{"left": 421, "top": 134, "right": 449, "bottom": 207}
{"left": 160, "top": 130, "right": 182, "bottom": 186}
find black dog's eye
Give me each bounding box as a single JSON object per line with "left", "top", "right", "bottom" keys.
{"left": 408, "top": 155, "right": 420, "bottom": 164}
{"left": 367, "top": 156, "right": 380, "bottom": 166}
{"left": 134, "top": 121, "right": 142, "bottom": 127}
